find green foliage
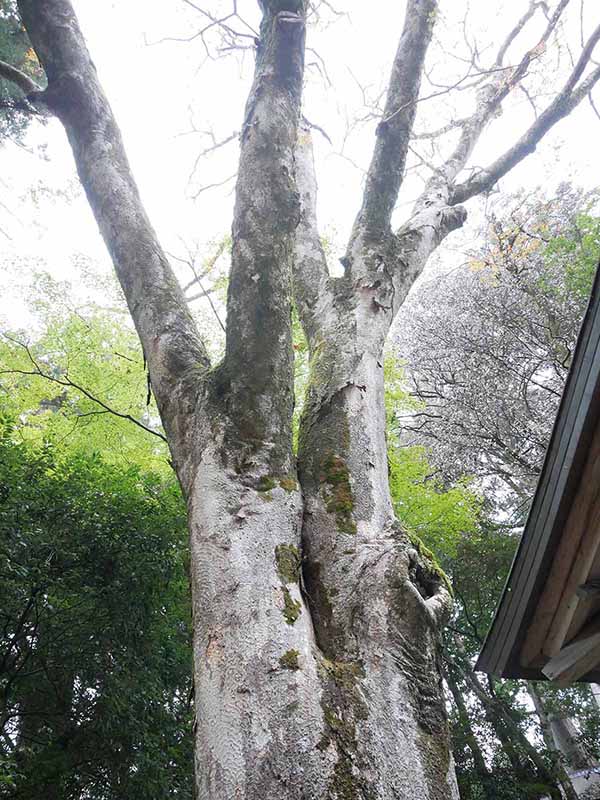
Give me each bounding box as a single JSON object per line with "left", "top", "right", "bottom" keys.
{"left": 0, "top": 1, "right": 43, "bottom": 141}
{"left": 385, "top": 355, "right": 481, "bottom": 560}
{"left": 543, "top": 212, "right": 600, "bottom": 300}
{"left": 0, "top": 303, "right": 170, "bottom": 475}
{"left": 449, "top": 522, "right": 517, "bottom": 646}
{"left": 389, "top": 445, "right": 481, "bottom": 559}
{"left": 0, "top": 413, "right": 192, "bottom": 798}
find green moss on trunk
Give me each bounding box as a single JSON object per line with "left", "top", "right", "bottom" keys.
{"left": 281, "top": 586, "right": 301, "bottom": 625}
{"left": 320, "top": 453, "right": 356, "bottom": 534}
{"left": 275, "top": 543, "right": 301, "bottom": 584}
{"left": 279, "top": 649, "right": 300, "bottom": 670}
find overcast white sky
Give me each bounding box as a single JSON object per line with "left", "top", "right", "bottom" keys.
{"left": 1, "top": 0, "right": 599, "bottom": 331}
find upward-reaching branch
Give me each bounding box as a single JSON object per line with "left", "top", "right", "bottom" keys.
{"left": 292, "top": 128, "right": 333, "bottom": 347}
{"left": 17, "top": 0, "right": 208, "bottom": 465}
{"left": 495, "top": 1, "right": 543, "bottom": 66}
{"left": 224, "top": 0, "right": 307, "bottom": 470}
{"left": 451, "top": 22, "right": 600, "bottom": 204}
{"left": 349, "top": 0, "right": 437, "bottom": 244}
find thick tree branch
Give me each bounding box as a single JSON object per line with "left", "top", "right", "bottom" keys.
{"left": 292, "top": 128, "right": 333, "bottom": 346}
{"left": 349, "top": 0, "right": 437, "bottom": 243}
{"left": 224, "top": 0, "right": 307, "bottom": 469}
{"left": 17, "top": 0, "right": 208, "bottom": 461}
{"left": 450, "top": 22, "right": 600, "bottom": 204}
{"left": 0, "top": 58, "right": 42, "bottom": 94}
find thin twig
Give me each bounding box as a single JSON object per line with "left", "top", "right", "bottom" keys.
{"left": 0, "top": 334, "right": 167, "bottom": 442}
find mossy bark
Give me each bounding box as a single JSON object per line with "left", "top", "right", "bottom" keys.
{"left": 22, "top": 1, "right": 463, "bottom": 798}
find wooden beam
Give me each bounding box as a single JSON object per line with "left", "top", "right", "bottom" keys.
{"left": 543, "top": 492, "right": 600, "bottom": 658}
{"left": 563, "top": 547, "right": 600, "bottom": 644}
{"left": 542, "top": 615, "right": 600, "bottom": 685}
{"left": 576, "top": 577, "right": 600, "bottom": 599}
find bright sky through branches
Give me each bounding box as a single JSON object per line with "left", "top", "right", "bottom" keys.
{"left": 1, "top": 0, "right": 598, "bottom": 329}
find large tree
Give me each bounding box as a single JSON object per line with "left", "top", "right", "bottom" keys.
{"left": 3, "top": 0, "right": 600, "bottom": 797}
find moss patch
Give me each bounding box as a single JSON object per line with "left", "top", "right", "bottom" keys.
{"left": 279, "top": 476, "right": 298, "bottom": 492}
{"left": 279, "top": 649, "right": 300, "bottom": 670}
{"left": 275, "top": 543, "right": 301, "bottom": 584}
{"left": 319, "top": 705, "right": 363, "bottom": 799}
{"left": 321, "top": 658, "right": 365, "bottom": 695}
{"left": 317, "top": 657, "right": 373, "bottom": 798}
{"left": 257, "top": 475, "right": 277, "bottom": 492}
{"left": 407, "top": 531, "right": 453, "bottom": 597}
{"left": 282, "top": 587, "right": 301, "bottom": 625}
{"left": 320, "top": 453, "right": 356, "bottom": 534}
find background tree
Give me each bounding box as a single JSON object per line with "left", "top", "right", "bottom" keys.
{"left": 396, "top": 184, "right": 600, "bottom": 516}
{"left": 0, "top": 413, "right": 192, "bottom": 798}
{"left": 0, "top": 0, "right": 41, "bottom": 140}
{"left": 391, "top": 187, "right": 600, "bottom": 799}
{"left": 1, "top": 0, "right": 600, "bottom": 797}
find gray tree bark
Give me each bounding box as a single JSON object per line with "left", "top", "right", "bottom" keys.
{"left": 445, "top": 663, "right": 495, "bottom": 800}
{"left": 528, "top": 681, "right": 579, "bottom": 800}
{"left": 13, "top": 0, "right": 600, "bottom": 797}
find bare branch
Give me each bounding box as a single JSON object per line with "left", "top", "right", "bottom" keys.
{"left": 495, "top": 1, "right": 542, "bottom": 66}
{"left": 168, "top": 247, "right": 227, "bottom": 333}
{"left": 188, "top": 129, "right": 239, "bottom": 185}
{"left": 349, "top": 0, "right": 438, "bottom": 241}
{"left": 451, "top": 22, "right": 600, "bottom": 204}
{"left": 301, "top": 114, "right": 332, "bottom": 144}
{"left": 589, "top": 89, "right": 600, "bottom": 122}
{"left": 192, "top": 171, "right": 237, "bottom": 198}
{"left": 147, "top": 0, "right": 258, "bottom": 59}
{"left": 411, "top": 118, "right": 467, "bottom": 140}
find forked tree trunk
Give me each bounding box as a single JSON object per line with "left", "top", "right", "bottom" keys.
{"left": 16, "top": 0, "right": 600, "bottom": 797}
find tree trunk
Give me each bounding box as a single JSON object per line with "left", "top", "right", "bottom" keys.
{"left": 17, "top": 0, "right": 600, "bottom": 797}
{"left": 17, "top": 2, "right": 459, "bottom": 797}
{"left": 528, "top": 681, "right": 579, "bottom": 800}
{"left": 459, "top": 660, "right": 563, "bottom": 799}
{"left": 549, "top": 716, "right": 593, "bottom": 773}
{"left": 446, "top": 663, "right": 496, "bottom": 800}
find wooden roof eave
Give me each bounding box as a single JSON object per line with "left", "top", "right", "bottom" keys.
{"left": 476, "top": 265, "right": 600, "bottom": 682}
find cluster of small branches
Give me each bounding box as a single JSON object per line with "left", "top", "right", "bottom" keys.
{"left": 395, "top": 184, "right": 599, "bottom": 516}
